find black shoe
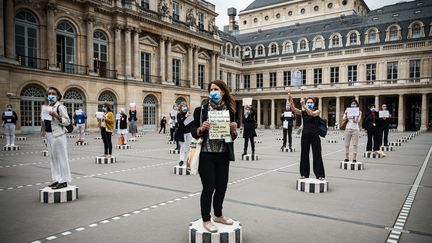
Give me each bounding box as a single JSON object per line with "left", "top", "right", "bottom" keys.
{"left": 48, "top": 181, "right": 58, "bottom": 188}
{"left": 353, "top": 160, "right": 357, "bottom": 163}
{"left": 53, "top": 182, "right": 67, "bottom": 189}
{"left": 289, "top": 146, "right": 292, "bottom": 150}
{"left": 281, "top": 146, "right": 285, "bottom": 150}
{"left": 344, "top": 159, "right": 349, "bottom": 162}
{"left": 179, "top": 161, "right": 184, "bottom": 166}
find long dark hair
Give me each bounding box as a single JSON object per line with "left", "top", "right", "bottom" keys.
{"left": 207, "top": 80, "right": 236, "bottom": 113}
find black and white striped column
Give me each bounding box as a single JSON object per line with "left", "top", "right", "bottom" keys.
{"left": 189, "top": 219, "right": 242, "bottom": 243}
{"left": 242, "top": 154, "right": 258, "bottom": 161}
{"left": 41, "top": 150, "right": 49, "bottom": 157}
{"left": 254, "top": 140, "right": 262, "bottom": 144}
{"left": 173, "top": 165, "right": 190, "bottom": 175}
{"left": 170, "top": 149, "right": 180, "bottom": 154}
{"left": 364, "top": 152, "right": 382, "bottom": 158}
{"left": 296, "top": 178, "right": 328, "bottom": 193}
{"left": 116, "top": 144, "right": 131, "bottom": 149}
{"left": 281, "top": 147, "right": 295, "bottom": 152}
{"left": 16, "top": 137, "right": 27, "bottom": 141}
{"left": 39, "top": 185, "right": 78, "bottom": 203}
{"left": 75, "top": 141, "right": 88, "bottom": 146}
{"left": 340, "top": 161, "right": 364, "bottom": 170}
{"left": 381, "top": 146, "right": 394, "bottom": 151}
{"left": 3, "top": 146, "right": 19, "bottom": 151}
{"left": 95, "top": 156, "right": 116, "bottom": 164}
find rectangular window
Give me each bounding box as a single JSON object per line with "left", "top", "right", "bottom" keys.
{"left": 270, "top": 72, "right": 277, "bottom": 87}
{"left": 348, "top": 65, "right": 357, "bottom": 84}
{"left": 141, "top": 0, "right": 149, "bottom": 9}
{"left": 172, "top": 1, "right": 180, "bottom": 21}
{"left": 173, "top": 59, "right": 181, "bottom": 86}
{"left": 283, "top": 71, "right": 291, "bottom": 86}
{"left": 227, "top": 72, "right": 232, "bottom": 89}
{"left": 330, "top": 67, "right": 339, "bottom": 85}
{"left": 409, "top": 59, "right": 421, "bottom": 82}
{"left": 198, "top": 12, "right": 205, "bottom": 30}
{"left": 198, "top": 64, "right": 205, "bottom": 88}
{"left": 141, "top": 52, "right": 151, "bottom": 82}
{"left": 244, "top": 74, "right": 250, "bottom": 89}
{"left": 300, "top": 69, "right": 306, "bottom": 85}
{"left": 387, "top": 61, "right": 398, "bottom": 83}
{"left": 313, "top": 68, "right": 322, "bottom": 87}
{"left": 366, "top": 63, "right": 376, "bottom": 84}
{"left": 256, "top": 73, "right": 263, "bottom": 88}
{"left": 235, "top": 74, "right": 240, "bottom": 90}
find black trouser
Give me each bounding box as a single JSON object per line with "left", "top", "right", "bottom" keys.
{"left": 379, "top": 127, "right": 389, "bottom": 146}
{"left": 300, "top": 133, "right": 325, "bottom": 178}
{"left": 283, "top": 126, "right": 293, "bottom": 147}
{"left": 170, "top": 128, "right": 174, "bottom": 141}
{"left": 101, "top": 127, "right": 112, "bottom": 155}
{"left": 243, "top": 137, "right": 255, "bottom": 154}
{"left": 367, "top": 126, "right": 380, "bottom": 151}
{"left": 198, "top": 152, "right": 230, "bottom": 221}
{"left": 159, "top": 126, "right": 166, "bottom": 134}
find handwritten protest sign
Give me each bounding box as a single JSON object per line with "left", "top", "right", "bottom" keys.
{"left": 208, "top": 110, "right": 230, "bottom": 140}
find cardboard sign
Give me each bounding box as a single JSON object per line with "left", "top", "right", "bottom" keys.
{"left": 284, "top": 111, "right": 293, "bottom": 118}
{"left": 208, "top": 110, "right": 231, "bottom": 140}
{"left": 4, "top": 111, "right": 13, "bottom": 116}
{"left": 379, "top": 110, "right": 390, "bottom": 118}
{"left": 283, "top": 120, "right": 289, "bottom": 129}
{"left": 242, "top": 98, "right": 252, "bottom": 106}
{"left": 96, "top": 112, "right": 104, "bottom": 119}
{"left": 115, "top": 113, "right": 121, "bottom": 120}
{"left": 347, "top": 107, "right": 360, "bottom": 117}
{"left": 292, "top": 70, "right": 302, "bottom": 87}
{"left": 42, "top": 105, "right": 52, "bottom": 121}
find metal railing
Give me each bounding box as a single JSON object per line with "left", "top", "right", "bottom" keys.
{"left": 95, "top": 68, "right": 117, "bottom": 79}
{"left": 234, "top": 78, "right": 432, "bottom": 94}
{"left": 142, "top": 74, "right": 162, "bottom": 84}
{"left": 175, "top": 79, "right": 191, "bottom": 88}
{"left": 57, "top": 63, "right": 88, "bottom": 75}
{"left": 16, "top": 55, "right": 49, "bottom": 69}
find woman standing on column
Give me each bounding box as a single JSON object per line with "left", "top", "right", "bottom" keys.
{"left": 289, "top": 94, "right": 325, "bottom": 180}
{"left": 363, "top": 104, "right": 381, "bottom": 154}
{"left": 342, "top": 99, "right": 361, "bottom": 162}
{"left": 176, "top": 103, "right": 193, "bottom": 166}
{"left": 99, "top": 103, "right": 114, "bottom": 158}
{"left": 128, "top": 107, "right": 138, "bottom": 137}
{"left": 191, "top": 80, "right": 238, "bottom": 233}
{"left": 242, "top": 105, "right": 257, "bottom": 156}
{"left": 44, "top": 87, "right": 72, "bottom": 189}
{"left": 280, "top": 103, "right": 295, "bottom": 150}
{"left": 2, "top": 104, "right": 18, "bottom": 147}
{"left": 117, "top": 108, "right": 128, "bottom": 145}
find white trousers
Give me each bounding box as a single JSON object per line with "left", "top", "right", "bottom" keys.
{"left": 4, "top": 123, "right": 16, "bottom": 145}
{"left": 77, "top": 123, "right": 85, "bottom": 141}
{"left": 179, "top": 132, "right": 192, "bottom": 162}
{"left": 46, "top": 133, "right": 71, "bottom": 183}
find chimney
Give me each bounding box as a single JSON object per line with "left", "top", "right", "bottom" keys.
{"left": 227, "top": 8, "right": 237, "bottom": 32}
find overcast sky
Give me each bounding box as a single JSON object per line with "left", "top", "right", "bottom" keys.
{"left": 211, "top": 0, "right": 414, "bottom": 29}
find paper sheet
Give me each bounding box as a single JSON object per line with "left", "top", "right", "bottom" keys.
{"left": 42, "top": 105, "right": 52, "bottom": 121}
{"left": 242, "top": 98, "right": 252, "bottom": 106}
{"left": 284, "top": 111, "right": 293, "bottom": 118}
{"left": 379, "top": 110, "right": 390, "bottom": 118}
{"left": 208, "top": 110, "right": 231, "bottom": 140}
{"left": 347, "top": 107, "right": 360, "bottom": 117}
{"left": 183, "top": 115, "right": 194, "bottom": 126}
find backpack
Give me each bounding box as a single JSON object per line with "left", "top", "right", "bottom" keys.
{"left": 57, "top": 106, "right": 74, "bottom": 133}
{"left": 318, "top": 118, "right": 328, "bottom": 138}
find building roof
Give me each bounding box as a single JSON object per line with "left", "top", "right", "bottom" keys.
{"left": 244, "top": 0, "right": 293, "bottom": 11}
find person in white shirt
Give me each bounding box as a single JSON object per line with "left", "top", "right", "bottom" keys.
{"left": 342, "top": 99, "right": 362, "bottom": 163}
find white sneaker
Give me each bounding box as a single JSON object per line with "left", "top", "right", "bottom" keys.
{"left": 5, "top": 144, "right": 10, "bottom": 147}
{"left": 10, "top": 144, "right": 15, "bottom": 147}
{"left": 203, "top": 221, "right": 218, "bottom": 233}
{"left": 213, "top": 216, "right": 234, "bottom": 225}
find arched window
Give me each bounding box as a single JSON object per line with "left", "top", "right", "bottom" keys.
{"left": 93, "top": 30, "right": 109, "bottom": 76}
{"left": 283, "top": 41, "right": 293, "bottom": 53}
{"left": 349, "top": 32, "right": 358, "bottom": 45}
{"left": 15, "top": 10, "right": 39, "bottom": 68}
{"left": 98, "top": 90, "right": 116, "bottom": 112}
{"left": 226, "top": 43, "right": 232, "bottom": 56}
{"left": 20, "top": 84, "right": 46, "bottom": 132}
{"left": 331, "top": 35, "right": 340, "bottom": 48}
{"left": 56, "top": 20, "right": 77, "bottom": 73}
{"left": 175, "top": 96, "right": 186, "bottom": 105}
{"left": 313, "top": 36, "right": 325, "bottom": 50}
{"left": 270, "top": 44, "right": 277, "bottom": 55}
{"left": 257, "top": 45, "right": 264, "bottom": 56}
{"left": 389, "top": 26, "right": 398, "bottom": 41}
{"left": 63, "top": 88, "right": 85, "bottom": 117}
{"left": 299, "top": 39, "right": 308, "bottom": 51}
{"left": 412, "top": 24, "right": 421, "bottom": 38}
{"left": 235, "top": 46, "right": 240, "bottom": 57}
{"left": 368, "top": 29, "right": 377, "bottom": 44}
{"left": 143, "top": 95, "right": 158, "bottom": 130}
{"left": 243, "top": 47, "right": 252, "bottom": 58}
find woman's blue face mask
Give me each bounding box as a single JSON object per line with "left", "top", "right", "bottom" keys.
{"left": 306, "top": 103, "right": 314, "bottom": 109}
{"left": 47, "top": 95, "right": 57, "bottom": 103}
{"left": 209, "top": 90, "right": 222, "bottom": 103}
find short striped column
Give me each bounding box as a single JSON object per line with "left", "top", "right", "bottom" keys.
{"left": 170, "top": 149, "right": 180, "bottom": 154}
{"left": 381, "top": 146, "right": 394, "bottom": 151}
{"left": 364, "top": 152, "right": 382, "bottom": 158}
{"left": 167, "top": 141, "right": 176, "bottom": 144}
{"left": 95, "top": 156, "right": 116, "bottom": 164}
{"left": 128, "top": 137, "right": 137, "bottom": 142}
{"left": 3, "top": 145, "right": 19, "bottom": 151}
{"left": 67, "top": 134, "right": 77, "bottom": 139}
{"left": 281, "top": 147, "right": 295, "bottom": 152}
{"left": 294, "top": 135, "right": 301, "bottom": 139}
{"left": 254, "top": 140, "right": 262, "bottom": 144}
{"left": 16, "top": 137, "right": 27, "bottom": 141}
{"left": 340, "top": 161, "right": 364, "bottom": 170}
{"left": 173, "top": 165, "right": 190, "bottom": 175}
{"left": 296, "top": 178, "right": 328, "bottom": 193}
{"left": 189, "top": 218, "right": 242, "bottom": 243}
{"left": 397, "top": 138, "right": 408, "bottom": 143}
{"left": 39, "top": 185, "right": 78, "bottom": 203}
{"left": 326, "top": 139, "right": 338, "bottom": 143}
{"left": 390, "top": 141, "right": 402, "bottom": 146}
{"left": 116, "top": 144, "right": 131, "bottom": 149}
{"left": 242, "top": 154, "right": 258, "bottom": 161}
{"left": 75, "top": 141, "right": 88, "bottom": 146}
{"left": 276, "top": 137, "right": 283, "bottom": 141}
{"left": 41, "top": 150, "right": 49, "bottom": 157}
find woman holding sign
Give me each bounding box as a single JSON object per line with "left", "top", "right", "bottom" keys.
{"left": 98, "top": 103, "right": 115, "bottom": 157}
{"left": 43, "top": 87, "right": 72, "bottom": 189}
{"left": 191, "top": 80, "right": 238, "bottom": 233}
{"left": 280, "top": 104, "right": 295, "bottom": 150}
{"left": 242, "top": 105, "right": 257, "bottom": 156}
{"left": 128, "top": 104, "right": 138, "bottom": 137}
{"left": 176, "top": 103, "right": 193, "bottom": 166}
{"left": 342, "top": 99, "right": 362, "bottom": 162}
{"left": 289, "top": 94, "right": 325, "bottom": 180}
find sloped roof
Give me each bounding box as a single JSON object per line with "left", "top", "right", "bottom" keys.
{"left": 244, "top": 0, "right": 293, "bottom": 11}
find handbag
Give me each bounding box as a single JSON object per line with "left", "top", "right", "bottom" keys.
{"left": 57, "top": 105, "right": 74, "bottom": 133}
{"left": 340, "top": 118, "right": 348, "bottom": 130}
{"left": 318, "top": 118, "right": 328, "bottom": 137}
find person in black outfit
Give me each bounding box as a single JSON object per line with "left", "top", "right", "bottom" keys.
{"left": 363, "top": 104, "right": 381, "bottom": 153}
{"left": 191, "top": 80, "right": 238, "bottom": 233}
{"left": 175, "top": 105, "right": 193, "bottom": 166}
{"left": 242, "top": 105, "right": 257, "bottom": 156}
{"left": 280, "top": 103, "right": 295, "bottom": 150}
{"left": 159, "top": 116, "right": 167, "bottom": 134}
{"left": 379, "top": 104, "right": 391, "bottom": 147}
{"left": 289, "top": 94, "right": 325, "bottom": 180}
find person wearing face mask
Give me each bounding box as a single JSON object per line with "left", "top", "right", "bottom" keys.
{"left": 342, "top": 99, "right": 362, "bottom": 162}
{"left": 289, "top": 95, "right": 325, "bottom": 180}
{"left": 43, "top": 87, "right": 72, "bottom": 189}
{"left": 169, "top": 105, "right": 178, "bottom": 142}
{"left": 159, "top": 116, "right": 167, "bottom": 134}
{"left": 363, "top": 104, "right": 381, "bottom": 154}
{"left": 98, "top": 103, "right": 115, "bottom": 157}
{"left": 72, "top": 106, "right": 87, "bottom": 142}
{"left": 2, "top": 104, "right": 18, "bottom": 147}
{"left": 128, "top": 108, "right": 138, "bottom": 137}
{"left": 175, "top": 103, "right": 193, "bottom": 166}
{"left": 379, "top": 104, "right": 391, "bottom": 147}
{"left": 116, "top": 108, "right": 128, "bottom": 145}
{"left": 280, "top": 103, "right": 295, "bottom": 150}
{"left": 242, "top": 105, "right": 257, "bottom": 156}
{"left": 191, "top": 80, "right": 238, "bottom": 233}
